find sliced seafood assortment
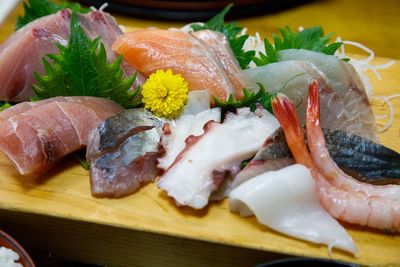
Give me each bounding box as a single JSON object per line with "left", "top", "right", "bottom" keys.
{"left": 0, "top": 3, "right": 399, "bottom": 257}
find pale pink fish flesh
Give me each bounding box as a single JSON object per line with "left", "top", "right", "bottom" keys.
{"left": 0, "top": 96, "right": 123, "bottom": 177}
{"left": 0, "top": 9, "right": 142, "bottom": 102}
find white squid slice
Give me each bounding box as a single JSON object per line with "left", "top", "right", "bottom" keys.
{"left": 157, "top": 108, "right": 280, "bottom": 209}
{"left": 229, "top": 164, "right": 357, "bottom": 255}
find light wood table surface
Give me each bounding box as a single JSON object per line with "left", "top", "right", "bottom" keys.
{"left": 0, "top": 1, "right": 399, "bottom": 267}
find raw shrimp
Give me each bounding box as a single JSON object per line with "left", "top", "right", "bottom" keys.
{"left": 272, "top": 91, "right": 400, "bottom": 231}
{"left": 306, "top": 81, "right": 400, "bottom": 200}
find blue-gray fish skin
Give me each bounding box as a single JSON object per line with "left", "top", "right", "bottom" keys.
{"left": 234, "top": 127, "right": 400, "bottom": 187}
{"left": 87, "top": 109, "right": 167, "bottom": 198}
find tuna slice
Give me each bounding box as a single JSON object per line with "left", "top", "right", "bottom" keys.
{"left": 87, "top": 109, "right": 166, "bottom": 198}
{"left": 112, "top": 29, "right": 243, "bottom": 101}
{"left": 157, "top": 108, "right": 280, "bottom": 209}
{"left": 239, "top": 50, "right": 377, "bottom": 141}
{"left": 0, "top": 9, "right": 140, "bottom": 102}
{"left": 0, "top": 96, "right": 123, "bottom": 177}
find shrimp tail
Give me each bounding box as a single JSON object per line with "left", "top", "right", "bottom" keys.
{"left": 307, "top": 80, "right": 320, "bottom": 123}
{"left": 272, "top": 94, "right": 314, "bottom": 168}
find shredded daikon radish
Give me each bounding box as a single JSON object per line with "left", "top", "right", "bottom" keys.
{"left": 99, "top": 3, "right": 109, "bottom": 11}
{"left": 334, "top": 37, "right": 396, "bottom": 97}
{"left": 372, "top": 95, "right": 400, "bottom": 133}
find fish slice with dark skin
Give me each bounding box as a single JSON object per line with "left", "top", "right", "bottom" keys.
{"left": 0, "top": 96, "right": 123, "bottom": 178}
{"left": 233, "top": 127, "right": 400, "bottom": 188}
{"left": 87, "top": 109, "right": 167, "bottom": 198}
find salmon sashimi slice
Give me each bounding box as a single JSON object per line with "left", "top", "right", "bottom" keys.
{"left": 0, "top": 97, "right": 123, "bottom": 177}
{"left": 112, "top": 29, "right": 243, "bottom": 101}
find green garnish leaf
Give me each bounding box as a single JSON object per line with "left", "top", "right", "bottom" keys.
{"left": 33, "top": 12, "right": 140, "bottom": 109}
{"left": 16, "top": 0, "right": 90, "bottom": 30}
{"left": 72, "top": 150, "right": 90, "bottom": 170}
{"left": 0, "top": 101, "right": 12, "bottom": 111}
{"left": 214, "top": 83, "right": 274, "bottom": 114}
{"left": 254, "top": 26, "right": 343, "bottom": 66}
{"left": 191, "top": 4, "right": 255, "bottom": 69}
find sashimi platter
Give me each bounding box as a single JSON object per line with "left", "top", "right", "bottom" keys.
{"left": 0, "top": 1, "right": 400, "bottom": 266}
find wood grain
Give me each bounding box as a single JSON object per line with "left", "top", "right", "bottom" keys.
{"left": 0, "top": 57, "right": 399, "bottom": 267}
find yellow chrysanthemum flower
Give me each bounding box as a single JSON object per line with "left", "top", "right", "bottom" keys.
{"left": 142, "top": 69, "right": 189, "bottom": 119}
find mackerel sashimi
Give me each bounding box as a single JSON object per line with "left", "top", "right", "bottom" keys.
{"left": 112, "top": 29, "right": 244, "bottom": 101}
{"left": 157, "top": 108, "right": 280, "bottom": 209}
{"left": 0, "top": 9, "right": 137, "bottom": 102}
{"left": 87, "top": 109, "right": 166, "bottom": 198}
{"left": 240, "top": 50, "right": 377, "bottom": 141}
{"left": 0, "top": 96, "right": 123, "bottom": 177}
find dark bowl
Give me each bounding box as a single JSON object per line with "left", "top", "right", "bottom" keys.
{"left": 255, "top": 258, "right": 359, "bottom": 267}
{"left": 0, "top": 229, "right": 35, "bottom": 267}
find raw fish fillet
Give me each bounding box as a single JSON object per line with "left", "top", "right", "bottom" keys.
{"left": 87, "top": 109, "right": 166, "bottom": 198}
{"left": 0, "top": 97, "right": 123, "bottom": 177}
{"left": 157, "top": 108, "right": 280, "bottom": 209}
{"left": 240, "top": 51, "right": 377, "bottom": 141}
{"left": 234, "top": 127, "right": 400, "bottom": 188}
{"left": 112, "top": 29, "right": 243, "bottom": 101}
{"left": 0, "top": 9, "right": 140, "bottom": 102}
{"left": 229, "top": 164, "right": 357, "bottom": 255}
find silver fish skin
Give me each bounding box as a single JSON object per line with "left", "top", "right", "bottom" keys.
{"left": 233, "top": 128, "right": 400, "bottom": 188}
{"left": 87, "top": 109, "right": 166, "bottom": 198}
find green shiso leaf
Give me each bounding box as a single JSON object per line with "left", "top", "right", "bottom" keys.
{"left": 33, "top": 12, "right": 140, "bottom": 109}
{"left": 253, "top": 26, "right": 343, "bottom": 66}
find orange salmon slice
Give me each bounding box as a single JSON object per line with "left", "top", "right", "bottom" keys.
{"left": 112, "top": 29, "right": 243, "bottom": 101}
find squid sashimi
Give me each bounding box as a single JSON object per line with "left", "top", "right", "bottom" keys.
{"left": 0, "top": 97, "right": 123, "bottom": 177}
{"left": 272, "top": 86, "right": 400, "bottom": 231}
{"left": 157, "top": 108, "right": 280, "bottom": 209}
{"left": 112, "top": 29, "right": 243, "bottom": 101}
{"left": 0, "top": 9, "right": 139, "bottom": 102}
{"left": 87, "top": 109, "right": 166, "bottom": 198}
{"left": 240, "top": 53, "right": 377, "bottom": 141}
{"left": 229, "top": 164, "right": 357, "bottom": 255}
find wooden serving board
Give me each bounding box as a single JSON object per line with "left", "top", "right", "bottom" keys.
{"left": 0, "top": 57, "right": 399, "bottom": 267}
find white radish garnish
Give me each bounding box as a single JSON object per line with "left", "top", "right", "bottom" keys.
{"left": 229, "top": 164, "right": 357, "bottom": 255}
{"left": 157, "top": 108, "right": 279, "bottom": 209}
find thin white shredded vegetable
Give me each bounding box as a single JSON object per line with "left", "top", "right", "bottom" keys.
{"left": 372, "top": 95, "right": 398, "bottom": 133}
{"left": 99, "top": 3, "right": 109, "bottom": 11}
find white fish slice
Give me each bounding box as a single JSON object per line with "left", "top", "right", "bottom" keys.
{"left": 229, "top": 164, "right": 357, "bottom": 255}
